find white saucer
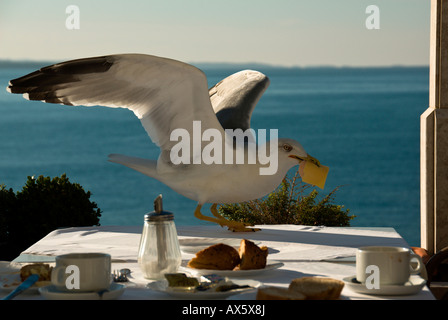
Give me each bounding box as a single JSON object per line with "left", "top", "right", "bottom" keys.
{"left": 342, "top": 275, "right": 426, "bottom": 296}
{"left": 38, "top": 283, "right": 125, "bottom": 300}
{"left": 181, "top": 260, "right": 283, "bottom": 277}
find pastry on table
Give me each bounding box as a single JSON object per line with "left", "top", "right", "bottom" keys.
{"left": 187, "top": 243, "right": 240, "bottom": 270}
{"left": 288, "top": 277, "right": 344, "bottom": 300}
{"left": 256, "top": 276, "right": 345, "bottom": 300}
{"left": 20, "top": 263, "right": 52, "bottom": 282}
{"left": 187, "top": 239, "right": 269, "bottom": 271}
{"left": 256, "top": 286, "right": 306, "bottom": 300}
{"left": 237, "top": 239, "right": 268, "bottom": 270}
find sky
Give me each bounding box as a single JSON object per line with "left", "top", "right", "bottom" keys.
{"left": 0, "top": 0, "right": 430, "bottom": 67}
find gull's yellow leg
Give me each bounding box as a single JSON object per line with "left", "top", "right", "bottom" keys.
{"left": 194, "top": 204, "right": 258, "bottom": 232}
{"left": 210, "top": 203, "right": 260, "bottom": 232}
{"left": 194, "top": 204, "right": 225, "bottom": 226}
{"left": 210, "top": 203, "right": 230, "bottom": 222}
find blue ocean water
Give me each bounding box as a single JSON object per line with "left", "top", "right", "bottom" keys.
{"left": 0, "top": 62, "right": 428, "bottom": 247}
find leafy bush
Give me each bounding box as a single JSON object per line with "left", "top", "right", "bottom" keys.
{"left": 0, "top": 174, "right": 101, "bottom": 260}
{"left": 218, "top": 168, "right": 354, "bottom": 227}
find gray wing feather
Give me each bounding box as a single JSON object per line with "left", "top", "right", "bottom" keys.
{"left": 209, "top": 70, "right": 270, "bottom": 131}
{"left": 7, "top": 54, "right": 223, "bottom": 154}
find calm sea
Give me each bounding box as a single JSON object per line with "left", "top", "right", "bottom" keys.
{"left": 0, "top": 61, "right": 429, "bottom": 247}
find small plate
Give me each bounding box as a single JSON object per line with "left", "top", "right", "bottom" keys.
{"left": 147, "top": 278, "right": 260, "bottom": 299}
{"left": 342, "top": 275, "right": 426, "bottom": 296}
{"left": 179, "top": 238, "right": 260, "bottom": 254}
{"left": 38, "top": 283, "right": 125, "bottom": 300}
{"left": 182, "top": 260, "right": 284, "bottom": 277}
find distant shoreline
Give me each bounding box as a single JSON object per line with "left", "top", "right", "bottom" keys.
{"left": 0, "top": 59, "right": 429, "bottom": 71}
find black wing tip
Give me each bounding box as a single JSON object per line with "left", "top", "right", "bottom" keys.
{"left": 7, "top": 55, "right": 115, "bottom": 92}
{"left": 7, "top": 82, "right": 75, "bottom": 105}
{"left": 39, "top": 55, "right": 114, "bottom": 75}
{"left": 6, "top": 83, "right": 28, "bottom": 95}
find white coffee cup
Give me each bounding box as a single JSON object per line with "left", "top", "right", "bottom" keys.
{"left": 356, "top": 246, "right": 423, "bottom": 285}
{"left": 51, "top": 252, "right": 111, "bottom": 292}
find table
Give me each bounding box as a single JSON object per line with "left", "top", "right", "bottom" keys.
{"left": 9, "top": 224, "right": 435, "bottom": 300}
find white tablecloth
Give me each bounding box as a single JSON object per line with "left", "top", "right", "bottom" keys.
{"left": 13, "top": 224, "right": 434, "bottom": 300}
{"left": 22, "top": 224, "right": 410, "bottom": 262}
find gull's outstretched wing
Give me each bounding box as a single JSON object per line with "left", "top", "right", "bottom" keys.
{"left": 209, "top": 70, "right": 270, "bottom": 131}
{"left": 7, "top": 54, "right": 224, "bottom": 154}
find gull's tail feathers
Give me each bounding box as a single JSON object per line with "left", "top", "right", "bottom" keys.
{"left": 108, "top": 154, "right": 158, "bottom": 178}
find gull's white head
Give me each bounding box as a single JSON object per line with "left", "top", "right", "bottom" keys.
{"left": 276, "top": 138, "right": 328, "bottom": 190}
{"left": 277, "top": 137, "right": 321, "bottom": 170}
{"left": 278, "top": 138, "right": 306, "bottom": 163}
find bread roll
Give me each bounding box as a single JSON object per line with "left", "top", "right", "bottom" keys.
{"left": 238, "top": 239, "right": 268, "bottom": 270}
{"left": 256, "top": 286, "right": 306, "bottom": 300}
{"left": 20, "top": 263, "right": 52, "bottom": 282}
{"left": 288, "top": 277, "right": 344, "bottom": 300}
{"left": 187, "top": 243, "right": 240, "bottom": 270}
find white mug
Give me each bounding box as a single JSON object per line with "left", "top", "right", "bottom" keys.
{"left": 356, "top": 246, "right": 423, "bottom": 286}
{"left": 51, "top": 252, "right": 111, "bottom": 292}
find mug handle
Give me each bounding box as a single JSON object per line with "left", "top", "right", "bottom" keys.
{"left": 51, "top": 266, "right": 67, "bottom": 287}
{"left": 410, "top": 254, "right": 423, "bottom": 275}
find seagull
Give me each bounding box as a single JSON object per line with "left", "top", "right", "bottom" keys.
{"left": 7, "top": 53, "right": 324, "bottom": 232}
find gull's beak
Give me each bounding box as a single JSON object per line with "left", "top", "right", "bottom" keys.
{"left": 289, "top": 154, "right": 328, "bottom": 189}
{"left": 288, "top": 154, "right": 321, "bottom": 167}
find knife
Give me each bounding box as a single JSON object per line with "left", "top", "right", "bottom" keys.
{"left": 2, "top": 274, "right": 40, "bottom": 300}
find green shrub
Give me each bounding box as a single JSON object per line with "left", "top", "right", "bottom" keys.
{"left": 218, "top": 168, "right": 355, "bottom": 227}
{"left": 0, "top": 174, "right": 101, "bottom": 260}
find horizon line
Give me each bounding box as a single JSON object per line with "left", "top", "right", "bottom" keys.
{"left": 0, "top": 58, "right": 429, "bottom": 70}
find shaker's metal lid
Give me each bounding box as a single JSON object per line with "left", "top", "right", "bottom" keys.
{"left": 144, "top": 194, "right": 174, "bottom": 221}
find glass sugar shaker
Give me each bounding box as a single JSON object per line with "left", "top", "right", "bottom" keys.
{"left": 137, "top": 194, "right": 182, "bottom": 279}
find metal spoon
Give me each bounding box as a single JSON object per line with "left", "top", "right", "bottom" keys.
{"left": 120, "top": 268, "right": 131, "bottom": 277}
